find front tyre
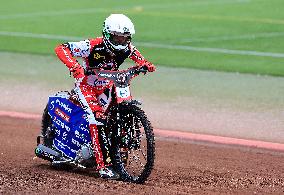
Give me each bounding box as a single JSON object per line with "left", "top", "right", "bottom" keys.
{"left": 108, "top": 103, "right": 155, "bottom": 184}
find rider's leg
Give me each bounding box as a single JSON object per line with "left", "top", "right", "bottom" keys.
{"left": 74, "top": 84, "right": 119, "bottom": 179}
{"left": 89, "top": 113, "right": 112, "bottom": 168}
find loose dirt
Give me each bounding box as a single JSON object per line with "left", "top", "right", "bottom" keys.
{"left": 0, "top": 117, "right": 283, "bottom": 194}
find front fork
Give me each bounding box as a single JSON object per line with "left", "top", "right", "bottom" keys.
{"left": 118, "top": 111, "right": 141, "bottom": 150}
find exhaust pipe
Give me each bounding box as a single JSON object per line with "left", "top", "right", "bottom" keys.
{"left": 35, "top": 144, "right": 60, "bottom": 162}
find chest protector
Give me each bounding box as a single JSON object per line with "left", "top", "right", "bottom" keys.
{"left": 87, "top": 43, "right": 131, "bottom": 70}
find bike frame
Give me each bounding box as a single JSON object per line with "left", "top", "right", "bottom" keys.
{"left": 42, "top": 66, "right": 146, "bottom": 159}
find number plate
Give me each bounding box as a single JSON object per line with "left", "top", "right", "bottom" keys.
{"left": 116, "top": 86, "right": 131, "bottom": 98}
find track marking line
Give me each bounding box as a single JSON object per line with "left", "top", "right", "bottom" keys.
{"left": 0, "top": 0, "right": 250, "bottom": 20}
{"left": 1, "top": 2, "right": 282, "bottom": 26}
{"left": 135, "top": 42, "right": 284, "bottom": 58}
{"left": 0, "top": 111, "right": 41, "bottom": 119}
{"left": 1, "top": 110, "right": 284, "bottom": 152}
{"left": 127, "top": 0, "right": 251, "bottom": 10}
{"left": 181, "top": 32, "right": 284, "bottom": 43}
{"left": 133, "top": 11, "right": 284, "bottom": 25}
{"left": 155, "top": 129, "right": 284, "bottom": 152}
{"left": 1, "top": 31, "right": 284, "bottom": 58}
{"left": 0, "top": 8, "right": 108, "bottom": 20}
{"left": 0, "top": 31, "right": 83, "bottom": 41}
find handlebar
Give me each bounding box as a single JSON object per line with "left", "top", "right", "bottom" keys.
{"left": 84, "top": 66, "right": 147, "bottom": 76}
{"left": 84, "top": 66, "right": 148, "bottom": 87}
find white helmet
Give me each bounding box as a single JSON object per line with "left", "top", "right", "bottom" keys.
{"left": 103, "top": 14, "right": 135, "bottom": 52}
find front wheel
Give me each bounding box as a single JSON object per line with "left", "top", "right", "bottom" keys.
{"left": 107, "top": 103, "right": 155, "bottom": 184}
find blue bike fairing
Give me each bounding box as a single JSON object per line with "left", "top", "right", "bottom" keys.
{"left": 47, "top": 94, "right": 91, "bottom": 159}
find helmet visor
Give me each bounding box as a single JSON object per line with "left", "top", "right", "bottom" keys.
{"left": 110, "top": 33, "right": 131, "bottom": 46}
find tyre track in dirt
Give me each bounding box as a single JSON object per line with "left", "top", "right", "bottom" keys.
{"left": 1, "top": 116, "right": 284, "bottom": 194}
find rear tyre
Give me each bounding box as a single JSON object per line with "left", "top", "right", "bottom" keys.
{"left": 41, "top": 105, "right": 54, "bottom": 148}
{"left": 41, "top": 105, "right": 73, "bottom": 170}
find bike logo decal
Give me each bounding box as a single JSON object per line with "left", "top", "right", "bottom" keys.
{"left": 71, "top": 138, "right": 81, "bottom": 148}
{"left": 116, "top": 86, "right": 130, "bottom": 98}
{"left": 94, "top": 53, "right": 105, "bottom": 60}
{"left": 82, "top": 114, "right": 89, "bottom": 122}
{"left": 99, "top": 98, "right": 107, "bottom": 107}
{"left": 79, "top": 123, "right": 89, "bottom": 132}
{"left": 93, "top": 78, "right": 109, "bottom": 86}
{"left": 95, "top": 112, "right": 106, "bottom": 119}
{"left": 123, "top": 27, "right": 129, "bottom": 32}
{"left": 55, "top": 99, "right": 72, "bottom": 113}
{"left": 62, "top": 132, "right": 68, "bottom": 140}
{"left": 55, "top": 108, "right": 70, "bottom": 122}
{"left": 99, "top": 73, "right": 114, "bottom": 78}
{"left": 106, "top": 157, "right": 111, "bottom": 163}
{"left": 52, "top": 115, "right": 71, "bottom": 132}
{"left": 50, "top": 101, "right": 55, "bottom": 110}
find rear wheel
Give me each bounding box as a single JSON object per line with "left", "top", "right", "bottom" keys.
{"left": 41, "top": 105, "right": 54, "bottom": 147}
{"left": 41, "top": 105, "right": 73, "bottom": 170}
{"left": 107, "top": 103, "right": 155, "bottom": 183}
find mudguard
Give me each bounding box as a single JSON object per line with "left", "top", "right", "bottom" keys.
{"left": 47, "top": 92, "right": 91, "bottom": 159}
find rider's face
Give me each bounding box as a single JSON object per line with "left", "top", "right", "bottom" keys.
{"left": 112, "top": 34, "right": 131, "bottom": 46}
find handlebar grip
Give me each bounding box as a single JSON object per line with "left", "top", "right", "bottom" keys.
{"left": 136, "top": 66, "right": 148, "bottom": 74}
{"left": 84, "top": 69, "right": 98, "bottom": 76}
{"left": 84, "top": 69, "right": 89, "bottom": 75}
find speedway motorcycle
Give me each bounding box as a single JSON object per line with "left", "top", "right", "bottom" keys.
{"left": 35, "top": 66, "right": 155, "bottom": 183}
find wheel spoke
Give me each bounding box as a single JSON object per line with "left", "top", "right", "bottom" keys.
{"left": 108, "top": 104, "right": 155, "bottom": 183}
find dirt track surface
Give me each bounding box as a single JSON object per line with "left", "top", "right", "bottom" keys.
{"left": 0, "top": 116, "right": 284, "bottom": 194}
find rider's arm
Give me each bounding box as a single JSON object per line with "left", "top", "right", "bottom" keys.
{"left": 55, "top": 39, "right": 103, "bottom": 78}
{"left": 54, "top": 40, "right": 91, "bottom": 71}
{"left": 128, "top": 44, "right": 148, "bottom": 66}
{"left": 128, "top": 44, "right": 156, "bottom": 72}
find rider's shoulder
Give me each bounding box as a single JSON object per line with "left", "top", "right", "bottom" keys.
{"left": 89, "top": 37, "right": 104, "bottom": 47}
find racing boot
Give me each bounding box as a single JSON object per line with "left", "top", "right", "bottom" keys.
{"left": 99, "top": 166, "right": 120, "bottom": 179}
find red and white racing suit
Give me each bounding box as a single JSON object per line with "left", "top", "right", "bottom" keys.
{"left": 55, "top": 37, "right": 153, "bottom": 169}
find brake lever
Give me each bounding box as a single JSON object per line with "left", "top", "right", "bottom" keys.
{"left": 84, "top": 69, "right": 99, "bottom": 76}
{"left": 136, "top": 66, "right": 148, "bottom": 75}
